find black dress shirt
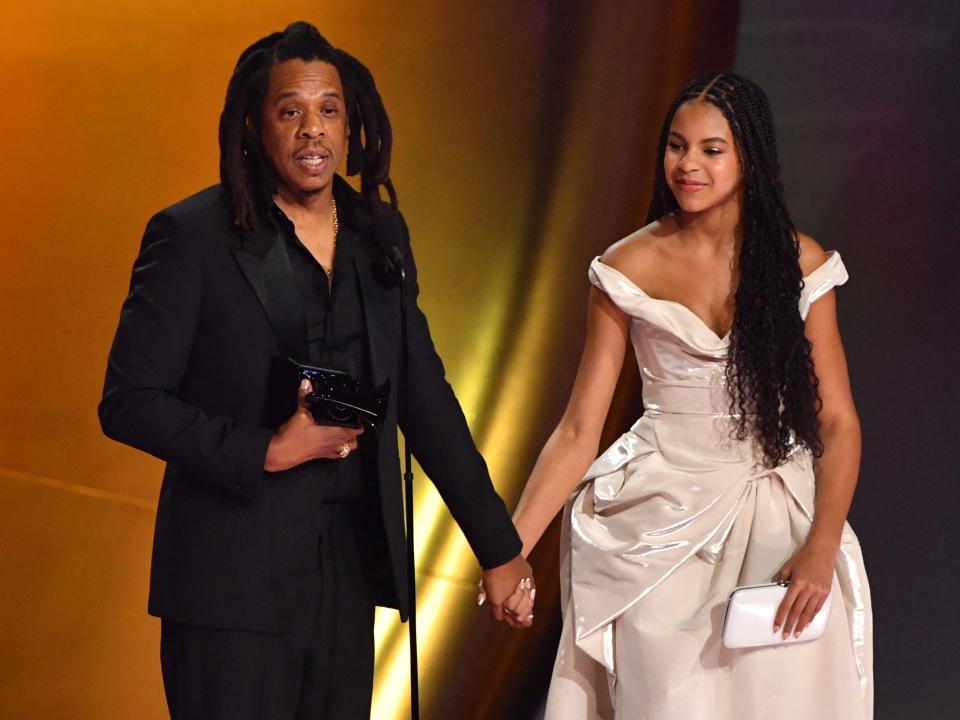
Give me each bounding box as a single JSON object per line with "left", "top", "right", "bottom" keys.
{"left": 272, "top": 203, "right": 371, "bottom": 503}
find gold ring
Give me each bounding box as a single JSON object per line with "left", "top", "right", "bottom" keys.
{"left": 338, "top": 442, "right": 351, "bottom": 458}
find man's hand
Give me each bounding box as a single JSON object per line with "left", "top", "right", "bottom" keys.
{"left": 479, "top": 555, "right": 535, "bottom": 629}
{"left": 264, "top": 379, "right": 364, "bottom": 471}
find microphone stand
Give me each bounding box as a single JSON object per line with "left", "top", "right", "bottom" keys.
{"left": 391, "top": 247, "right": 420, "bottom": 720}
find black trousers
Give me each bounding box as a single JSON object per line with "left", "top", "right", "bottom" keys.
{"left": 160, "top": 501, "right": 377, "bottom": 720}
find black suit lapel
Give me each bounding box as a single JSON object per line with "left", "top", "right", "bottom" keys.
{"left": 230, "top": 224, "right": 308, "bottom": 361}
{"left": 355, "top": 234, "right": 399, "bottom": 387}
{"left": 336, "top": 175, "right": 401, "bottom": 387}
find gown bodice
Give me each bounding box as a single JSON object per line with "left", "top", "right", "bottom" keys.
{"left": 589, "top": 251, "right": 848, "bottom": 420}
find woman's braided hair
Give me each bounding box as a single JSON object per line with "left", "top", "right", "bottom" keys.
{"left": 218, "top": 21, "right": 397, "bottom": 229}
{"left": 647, "top": 73, "right": 823, "bottom": 467}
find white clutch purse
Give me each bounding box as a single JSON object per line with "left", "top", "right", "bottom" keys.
{"left": 721, "top": 581, "right": 833, "bottom": 649}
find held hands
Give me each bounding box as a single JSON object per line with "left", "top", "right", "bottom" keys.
{"left": 477, "top": 555, "right": 535, "bottom": 629}
{"left": 773, "top": 536, "right": 837, "bottom": 639}
{"left": 264, "top": 379, "right": 363, "bottom": 472}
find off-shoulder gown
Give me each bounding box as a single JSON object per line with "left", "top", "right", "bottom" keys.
{"left": 544, "top": 253, "right": 872, "bottom": 719}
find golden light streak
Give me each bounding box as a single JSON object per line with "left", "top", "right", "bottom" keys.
{"left": 372, "top": 547, "right": 481, "bottom": 718}
{"left": 371, "top": 253, "right": 525, "bottom": 717}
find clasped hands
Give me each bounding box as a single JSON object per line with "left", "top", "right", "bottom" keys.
{"left": 477, "top": 555, "right": 536, "bottom": 629}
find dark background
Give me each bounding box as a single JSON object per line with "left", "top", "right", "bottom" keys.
{"left": 735, "top": 2, "right": 960, "bottom": 717}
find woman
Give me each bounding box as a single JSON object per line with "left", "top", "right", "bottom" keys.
{"left": 510, "top": 74, "right": 872, "bottom": 718}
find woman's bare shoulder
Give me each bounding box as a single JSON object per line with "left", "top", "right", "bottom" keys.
{"left": 600, "top": 219, "right": 675, "bottom": 279}
{"left": 797, "top": 231, "right": 828, "bottom": 276}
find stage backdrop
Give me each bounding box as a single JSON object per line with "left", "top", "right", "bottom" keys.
{"left": 0, "top": 2, "right": 739, "bottom": 718}
{"left": 735, "top": 3, "right": 960, "bottom": 719}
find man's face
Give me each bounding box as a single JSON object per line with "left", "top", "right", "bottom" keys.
{"left": 258, "top": 59, "right": 348, "bottom": 202}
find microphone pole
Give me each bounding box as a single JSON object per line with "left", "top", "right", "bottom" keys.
{"left": 391, "top": 246, "right": 420, "bottom": 720}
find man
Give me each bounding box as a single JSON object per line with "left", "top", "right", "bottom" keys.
{"left": 99, "top": 22, "right": 533, "bottom": 719}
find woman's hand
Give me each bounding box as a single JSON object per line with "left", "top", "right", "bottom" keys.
{"left": 773, "top": 537, "right": 837, "bottom": 639}
{"left": 477, "top": 556, "right": 536, "bottom": 629}
{"left": 478, "top": 576, "right": 535, "bottom": 629}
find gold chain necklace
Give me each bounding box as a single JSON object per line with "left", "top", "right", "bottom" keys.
{"left": 323, "top": 199, "right": 339, "bottom": 282}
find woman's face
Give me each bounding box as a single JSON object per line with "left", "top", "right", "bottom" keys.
{"left": 664, "top": 100, "right": 741, "bottom": 215}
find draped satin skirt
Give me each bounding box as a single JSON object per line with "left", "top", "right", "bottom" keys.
{"left": 543, "top": 419, "right": 873, "bottom": 720}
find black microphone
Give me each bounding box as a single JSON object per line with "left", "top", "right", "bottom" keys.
{"left": 370, "top": 211, "right": 405, "bottom": 287}
{"left": 371, "top": 209, "right": 418, "bottom": 719}
{"left": 389, "top": 246, "right": 406, "bottom": 282}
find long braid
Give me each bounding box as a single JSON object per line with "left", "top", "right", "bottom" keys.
{"left": 218, "top": 22, "right": 398, "bottom": 230}
{"left": 647, "top": 73, "right": 823, "bottom": 467}
{"left": 339, "top": 52, "right": 397, "bottom": 209}
{"left": 218, "top": 40, "right": 277, "bottom": 230}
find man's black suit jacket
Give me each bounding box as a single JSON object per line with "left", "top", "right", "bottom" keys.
{"left": 99, "top": 177, "right": 521, "bottom": 633}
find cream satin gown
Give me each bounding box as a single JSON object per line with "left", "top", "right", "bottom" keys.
{"left": 544, "top": 253, "right": 873, "bottom": 720}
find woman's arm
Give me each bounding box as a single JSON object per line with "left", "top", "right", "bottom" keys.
{"left": 775, "top": 237, "right": 862, "bottom": 637}
{"left": 512, "top": 285, "right": 630, "bottom": 557}
{"left": 804, "top": 293, "right": 861, "bottom": 549}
